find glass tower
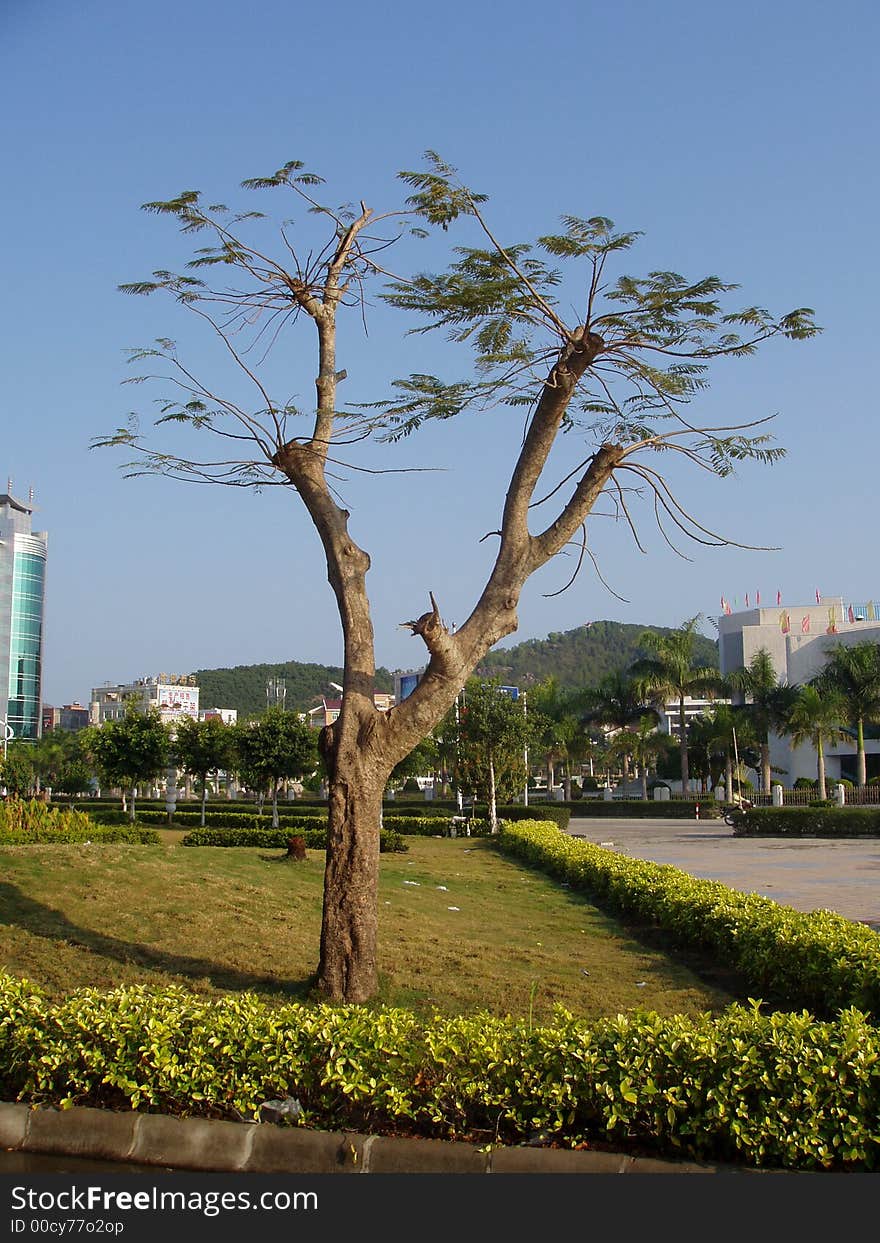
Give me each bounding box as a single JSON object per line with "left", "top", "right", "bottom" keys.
{"left": 0, "top": 489, "right": 48, "bottom": 741}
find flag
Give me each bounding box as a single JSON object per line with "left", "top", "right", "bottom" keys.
{"left": 869, "top": 601, "right": 876, "bottom": 621}
{"left": 720, "top": 595, "right": 726, "bottom": 611}
{"left": 725, "top": 602, "right": 732, "bottom": 615}
{"left": 802, "top": 615, "right": 810, "bottom": 634}
{"left": 780, "top": 611, "right": 790, "bottom": 634}
{"left": 756, "top": 590, "right": 760, "bottom": 605}
{"left": 745, "top": 593, "right": 749, "bottom": 608}
{"left": 776, "top": 590, "right": 782, "bottom": 606}
{"left": 815, "top": 588, "right": 821, "bottom": 604}
{"left": 827, "top": 606, "right": 838, "bottom": 635}
{"left": 848, "top": 605, "right": 855, "bottom": 624}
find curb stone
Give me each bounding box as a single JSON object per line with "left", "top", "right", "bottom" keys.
{"left": 0, "top": 1103, "right": 770, "bottom": 1174}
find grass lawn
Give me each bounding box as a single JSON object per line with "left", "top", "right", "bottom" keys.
{"left": 0, "top": 836, "right": 744, "bottom": 1022}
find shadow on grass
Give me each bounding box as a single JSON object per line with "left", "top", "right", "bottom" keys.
{"left": 0, "top": 882, "right": 317, "bottom": 1001}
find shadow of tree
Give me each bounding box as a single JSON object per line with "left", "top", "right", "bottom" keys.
{"left": 0, "top": 882, "right": 315, "bottom": 1001}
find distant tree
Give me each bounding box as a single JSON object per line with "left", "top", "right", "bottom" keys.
{"left": 232, "top": 708, "right": 318, "bottom": 827}
{"left": 726, "top": 648, "right": 798, "bottom": 795}
{"left": 630, "top": 617, "right": 723, "bottom": 794}
{"left": 813, "top": 643, "right": 880, "bottom": 788}
{"left": 581, "top": 669, "right": 657, "bottom": 788}
{"left": 174, "top": 716, "right": 235, "bottom": 825}
{"left": 527, "top": 677, "right": 585, "bottom": 797}
{"left": 687, "top": 703, "right": 757, "bottom": 803}
{"left": 781, "top": 685, "right": 848, "bottom": 801}
{"left": 100, "top": 153, "right": 817, "bottom": 1000}
{"left": 1, "top": 744, "right": 36, "bottom": 799}
{"left": 86, "top": 709, "right": 170, "bottom": 820}
{"left": 608, "top": 715, "right": 669, "bottom": 799}
{"left": 455, "top": 680, "right": 534, "bottom": 832}
{"left": 389, "top": 735, "right": 439, "bottom": 792}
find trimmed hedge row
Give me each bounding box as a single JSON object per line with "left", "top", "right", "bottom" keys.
{"left": 1, "top": 974, "right": 878, "bottom": 1169}
{"left": 568, "top": 799, "right": 720, "bottom": 820}
{"left": 180, "top": 827, "right": 407, "bottom": 853}
{"left": 735, "top": 807, "right": 880, "bottom": 837}
{"left": 498, "top": 820, "right": 880, "bottom": 1021}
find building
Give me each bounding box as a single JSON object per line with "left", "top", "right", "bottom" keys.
{"left": 0, "top": 486, "right": 48, "bottom": 741}
{"left": 656, "top": 695, "right": 730, "bottom": 739}
{"left": 42, "top": 702, "right": 90, "bottom": 733}
{"left": 307, "top": 690, "right": 394, "bottom": 729}
{"left": 200, "top": 707, "right": 238, "bottom": 725}
{"left": 90, "top": 674, "right": 200, "bottom": 725}
{"left": 718, "top": 596, "right": 880, "bottom": 785}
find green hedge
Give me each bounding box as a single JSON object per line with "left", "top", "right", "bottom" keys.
{"left": 568, "top": 799, "right": 720, "bottom": 819}
{"left": 1, "top": 973, "right": 878, "bottom": 1169}
{"left": 735, "top": 807, "right": 880, "bottom": 837}
{"left": 499, "top": 820, "right": 880, "bottom": 1021}
{"left": 180, "top": 827, "right": 407, "bottom": 853}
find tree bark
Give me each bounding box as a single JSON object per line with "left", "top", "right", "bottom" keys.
{"left": 488, "top": 751, "right": 498, "bottom": 834}
{"left": 817, "top": 739, "right": 827, "bottom": 801}
{"left": 679, "top": 698, "right": 689, "bottom": 795}
{"left": 317, "top": 734, "right": 384, "bottom": 1003}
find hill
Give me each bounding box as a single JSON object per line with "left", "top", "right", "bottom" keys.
{"left": 193, "top": 661, "right": 394, "bottom": 718}
{"left": 475, "top": 619, "right": 719, "bottom": 689}
{"left": 191, "top": 621, "right": 718, "bottom": 716}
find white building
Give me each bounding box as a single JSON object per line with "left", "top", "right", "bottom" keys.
{"left": 200, "top": 707, "right": 237, "bottom": 725}
{"left": 718, "top": 596, "right": 880, "bottom": 785}
{"left": 90, "top": 674, "right": 200, "bottom": 725}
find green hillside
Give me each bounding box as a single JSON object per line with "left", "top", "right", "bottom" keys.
{"left": 193, "top": 661, "right": 394, "bottom": 718}
{"left": 476, "top": 619, "right": 719, "bottom": 689}
{"left": 191, "top": 621, "right": 718, "bottom": 716}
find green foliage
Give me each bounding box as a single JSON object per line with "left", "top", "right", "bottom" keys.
{"left": 85, "top": 709, "right": 170, "bottom": 813}
{"left": 179, "top": 825, "right": 407, "bottom": 852}
{"left": 1, "top": 969, "right": 877, "bottom": 1170}
{"left": 0, "top": 800, "right": 157, "bottom": 844}
{"left": 0, "top": 745, "right": 36, "bottom": 798}
{"left": 568, "top": 799, "right": 720, "bottom": 819}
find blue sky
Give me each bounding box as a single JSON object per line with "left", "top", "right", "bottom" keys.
{"left": 3, "top": 0, "right": 878, "bottom": 706}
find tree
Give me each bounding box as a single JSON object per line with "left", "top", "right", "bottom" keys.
{"left": 581, "top": 669, "right": 657, "bottom": 788}
{"left": 232, "top": 708, "right": 318, "bottom": 827}
{"left": 454, "top": 680, "right": 534, "bottom": 832}
{"left": 86, "top": 709, "right": 170, "bottom": 820}
{"left": 174, "top": 715, "right": 234, "bottom": 826}
{"left": 527, "top": 677, "right": 586, "bottom": 797}
{"left": 629, "top": 616, "right": 723, "bottom": 794}
{"left": 726, "top": 648, "right": 798, "bottom": 795}
{"left": 608, "top": 715, "right": 669, "bottom": 799}
{"left": 688, "top": 703, "right": 757, "bottom": 803}
{"left": 98, "top": 154, "right": 818, "bottom": 1000}
{"left": 1, "top": 744, "right": 35, "bottom": 799}
{"left": 389, "top": 735, "right": 440, "bottom": 794}
{"left": 813, "top": 643, "right": 880, "bottom": 788}
{"left": 782, "top": 685, "right": 848, "bottom": 801}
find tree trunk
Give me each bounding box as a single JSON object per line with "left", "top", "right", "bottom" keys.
{"left": 488, "top": 751, "right": 498, "bottom": 834}
{"left": 200, "top": 779, "right": 207, "bottom": 827}
{"left": 678, "top": 698, "right": 689, "bottom": 795}
{"left": 817, "top": 738, "right": 827, "bottom": 801}
{"left": 271, "top": 780, "right": 279, "bottom": 829}
{"left": 761, "top": 741, "right": 771, "bottom": 795}
{"left": 725, "top": 754, "right": 734, "bottom": 804}
{"left": 857, "top": 719, "right": 866, "bottom": 788}
{"left": 640, "top": 765, "right": 648, "bottom": 801}
{"left": 317, "top": 745, "right": 384, "bottom": 1004}
{"left": 130, "top": 785, "right": 136, "bottom": 823}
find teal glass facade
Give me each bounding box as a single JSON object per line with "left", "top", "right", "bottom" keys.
{"left": 7, "top": 547, "right": 45, "bottom": 739}
{"left": 0, "top": 492, "right": 48, "bottom": 743}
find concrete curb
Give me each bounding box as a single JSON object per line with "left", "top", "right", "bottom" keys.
{"left": 0, "top": 1102, "right": 761, "bottom": 1174}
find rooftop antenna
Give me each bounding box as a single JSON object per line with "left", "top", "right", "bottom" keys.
{"left": 28, "top": 488, "right": 34, "bottom": 503}
{"left": 6, "top": 478, "right": 12, "bottom": 494}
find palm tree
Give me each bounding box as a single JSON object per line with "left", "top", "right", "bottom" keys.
{"left": 529, "top": 677, "right": 584, "bottom": 797}
{"left": 782, "top": 685, "right": 848, "bottom": 800}
{"left": 609, "top": 715, "right": 669, "bottom": 799}
{"left": 814, "top": 643, "right": 880, "bottom": 788}
{"left": 629, "top": 616, "right": 722, "bottom": 795}
{"left": 581, "top": 669, "right": 657, "bottom": 789}
{"left": 726, "top": 648, "right": 798, "bottom": 796}
{"left": 689, "top": 703, "right": 758, "bottom": 802}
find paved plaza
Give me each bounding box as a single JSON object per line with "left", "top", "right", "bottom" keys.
{"left": 566, "top": 817, "right": 880, "bottom": 930}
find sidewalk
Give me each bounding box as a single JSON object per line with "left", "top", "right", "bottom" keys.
{"left": 567, "top": 817, "right": 880, "bottom": 928}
